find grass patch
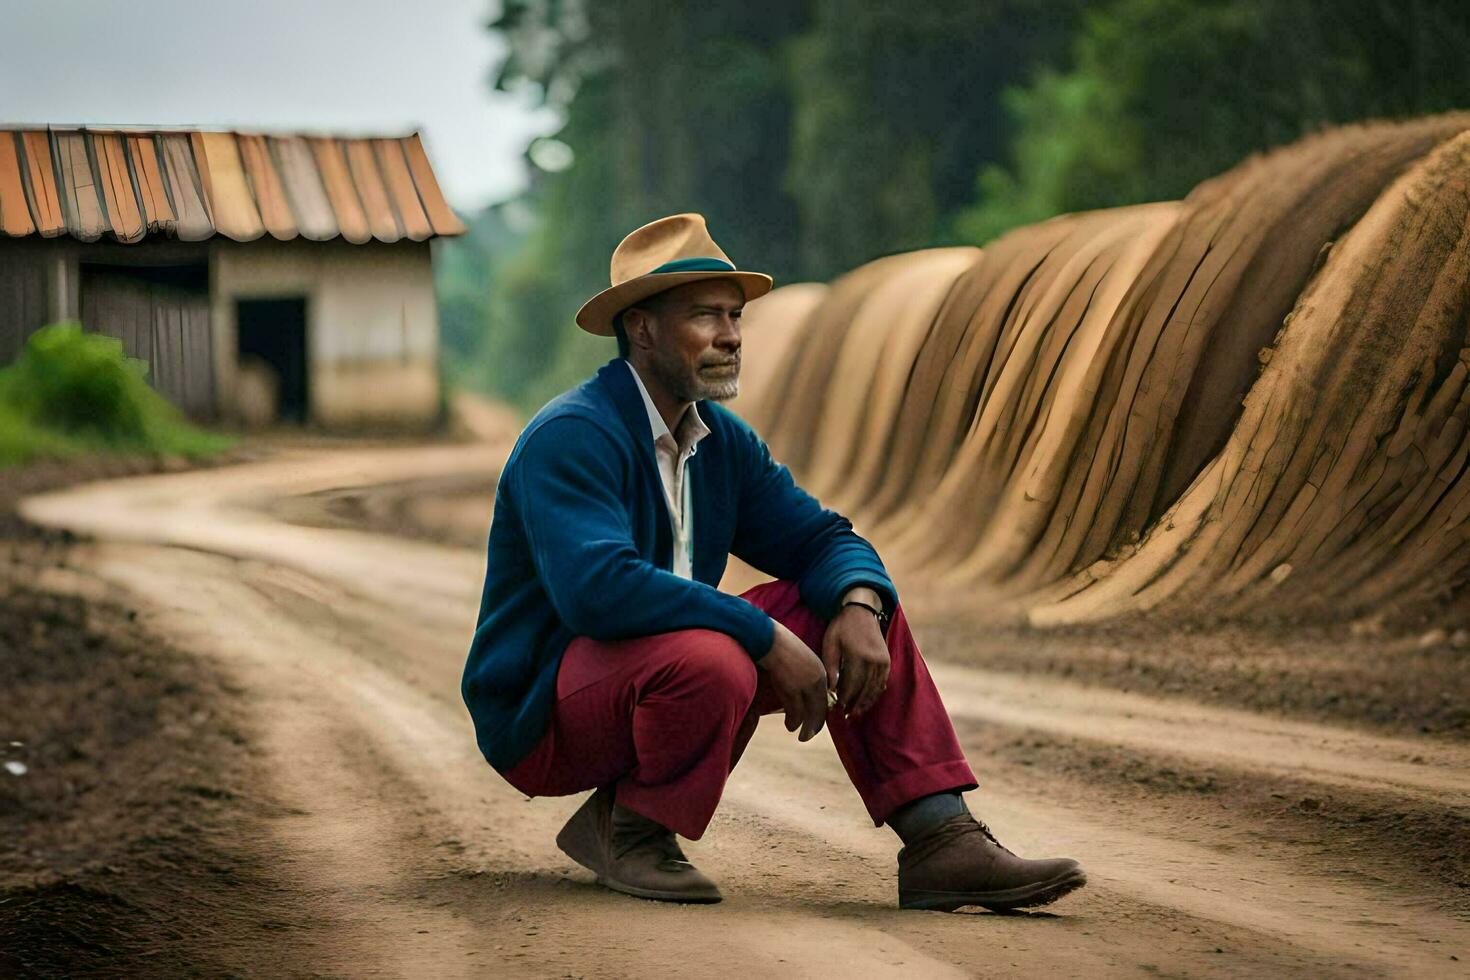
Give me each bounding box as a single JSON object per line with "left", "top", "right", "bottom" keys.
{"left": 0, "top": 322, "right": 234, "bottom": 468}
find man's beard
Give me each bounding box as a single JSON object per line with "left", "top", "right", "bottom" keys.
{"left": 654, "top": 352, "right": 741, "bottom": 403}
{"left": 695, "top": 366, "right": 740, "bottom": 402}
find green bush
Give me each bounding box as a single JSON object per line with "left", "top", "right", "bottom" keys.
{"left": 0, "top": 322, "right": 234, "bottom": 467}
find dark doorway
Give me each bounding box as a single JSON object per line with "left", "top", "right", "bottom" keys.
{"left": 236, "top": 298, "right": 309, "bottom": 423}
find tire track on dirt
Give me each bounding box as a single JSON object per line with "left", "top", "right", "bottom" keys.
{"left": 931, "top": 666, "right": 1470, "bottom": 806}
{"left": 39, "top": 542, "right": 1334, "bottom": 978}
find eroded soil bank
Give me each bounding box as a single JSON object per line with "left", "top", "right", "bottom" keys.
{"left": 0, "top": 578, "right": 330, "bottom": 977}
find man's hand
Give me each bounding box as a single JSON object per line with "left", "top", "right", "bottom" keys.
{"left": 822, "top": 602, "right": 890, "bottom": 718}
{"left": 758, "top": 620, "right": 829, "bottom": 742}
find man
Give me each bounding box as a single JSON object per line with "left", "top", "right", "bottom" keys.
{"left": 462, "top": 213, "right": 1086, "bottom": 911}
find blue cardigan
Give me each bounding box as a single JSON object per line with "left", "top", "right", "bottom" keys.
{"left": 461, "top": 357, "right": 898, "bottom": 773}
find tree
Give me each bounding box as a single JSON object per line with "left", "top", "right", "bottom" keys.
{"left": 786, "top": 0, "right": 1082, "bottom": 277}
{"left": 955, "top": 0, "right": 1470, "bottom": 243}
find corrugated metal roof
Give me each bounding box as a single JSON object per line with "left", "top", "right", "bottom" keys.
{"left": 0, "top": 127, "right": 466, "bottom": 244}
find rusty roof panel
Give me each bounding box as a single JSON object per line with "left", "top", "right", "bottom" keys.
{"left": 346, "top": 139, "right": 401, "bottom": 242}
{"left": 373, "top": 138, "right": 432, "bottom": 241}
{"left": 19, "top": 132, "right": 64, "bottom": 236}
{"left": 157, "top": 133, "right": 214, "bottom": 241}
{"left": 237, "top": 134, "right": 297, "bottom": 241}
{"left": 127, "top": 135, "right": 175, "bottom": 233}
{"left": 188, "top": 133, "right": 215, "bottom": 220}
{"left": 403, "top": 133, "right": 466, "bottom": 236}
{"left": 94, "top": 134, "right": 145, "bottom": 243}
{"left": 197, "top": 132, "right": 264, "bottom": 241}
{"left": 0, "top": 126, "right": 463, "bottom": 244}
{"left": 0, "top": 135, "right": 35, "bottom": 237}
{"left": 271, "top": 136, "right": 337, "bottom": 241}
{"left": 310, "top": 137, "right": 371, "bottom": 245}
{"left": 55, "top": 132, "right": 108, "bottom": 242}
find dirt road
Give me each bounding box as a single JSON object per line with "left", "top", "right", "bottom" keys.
{"left": 15, "top": 440, "right": 1470, "bottom": 978}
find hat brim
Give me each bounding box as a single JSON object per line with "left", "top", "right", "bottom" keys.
{"left": 575, "top": 270, "right": 775, "bottom": 336}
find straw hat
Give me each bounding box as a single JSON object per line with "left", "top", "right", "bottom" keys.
{"left": 575, "top": 213, "right": 774, "bottom": 336}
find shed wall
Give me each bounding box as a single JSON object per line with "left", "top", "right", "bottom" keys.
{"left": 80, "top": 268, "right": 214, "bottom": 419}
{"left": 211, "top": 239, "right": 440, "bottom": 427}
{"left": 1, "top": 239, "right": 216, "bottom": 419}
{"left": 0, "top": 240, "right": 56, "bottom": 363}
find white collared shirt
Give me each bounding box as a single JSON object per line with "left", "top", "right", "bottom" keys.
{"left": 625, "top": 359, "right": 710, "bottom": 579}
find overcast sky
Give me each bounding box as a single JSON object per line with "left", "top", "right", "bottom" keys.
{"left": 1, "top": 0, "right": 557, "bottom": 212}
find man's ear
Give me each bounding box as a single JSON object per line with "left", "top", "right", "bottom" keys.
{"left": 623, "top": 307, "right": 654, "bottom": 351}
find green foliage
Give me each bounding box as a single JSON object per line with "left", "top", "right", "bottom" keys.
{"left": 0, "top": 322, "right": 234, "bottom": 467}
{"left": 955, "top": 68, "right": 1143, "bottom": 244}
{"left": 449, "top": 0, "right": 1470, "bottom": 414}
{"left": 453, "top": 0, "right": 1083, "bottom": 414}
{"left": 445, "top": 2, "right": 817, "bottom": 415}
{"left": 786, "top": 0, "right": 1085, "bottom": 276}
{"left": 955, "top": 0, "right": 1470, "bottom": 242}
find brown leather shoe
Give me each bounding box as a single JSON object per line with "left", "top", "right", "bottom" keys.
{"left": 897, "top": 815, "right": 1086, "bottom": 912}
{"left": 555, "top": 787, "right": 722, "bottom": 904}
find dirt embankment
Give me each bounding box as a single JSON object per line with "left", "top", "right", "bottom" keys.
{"left": 0, "top": 430, "right": 503, "bottom": 977}
{"left": 0, "top": 450, "right": 302, "bottom": 977}
{"left": 0, "top": 580, "right": 327, "bottom": 977}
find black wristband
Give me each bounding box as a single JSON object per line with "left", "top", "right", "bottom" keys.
{"left": 841, "top": 599, "right": 889, "bottom": 632}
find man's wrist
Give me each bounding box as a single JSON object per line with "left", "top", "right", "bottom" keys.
{"left": 839, "top": 586, "right": 889, "bottom": 632}
{"left": 840, "top": 586, "right": 883, "bottom": 613}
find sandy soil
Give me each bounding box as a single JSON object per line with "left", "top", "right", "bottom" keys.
{"left": 5, "top": 438, "right": 1469, "bottom": 977}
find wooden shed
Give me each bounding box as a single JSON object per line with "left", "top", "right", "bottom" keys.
{"left": 0, "top": 126, "right": 465, "bottom": 428}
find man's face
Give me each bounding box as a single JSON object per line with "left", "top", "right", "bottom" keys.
{"left": 629, "top": 278, "right": 744, "bottom": 403}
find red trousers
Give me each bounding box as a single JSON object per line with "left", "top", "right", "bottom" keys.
{"left": 501, "top": 580, "right": 978, "bottom": 840}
